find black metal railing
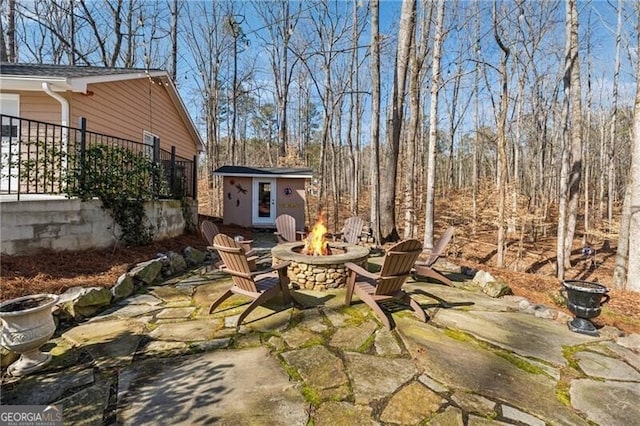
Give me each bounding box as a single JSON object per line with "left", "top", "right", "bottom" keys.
{"left": 0, "top": 114, "right": 196, "bottom": 199}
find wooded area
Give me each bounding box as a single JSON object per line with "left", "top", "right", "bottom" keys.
{"left": 1, "top": 0, "right": 639, "bottom": 291}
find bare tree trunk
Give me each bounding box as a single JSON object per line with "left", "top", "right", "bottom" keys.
{"left": 423, "top": 0, "right": 445, "bottom": 250}
{"left": 617, "top": 5, "right": 640, "bottom": 291}
{"left": 403, "top": 0, "right": 432, "bottom": 239}
{"left": 370, "top": 0, "right": 382, "bottom": 245}
{"left": 170, "top": 0, "right": 178, "bottom": 82}
{"left": 563, "top": 0, "right": 582, "bottom": 269}
{"left": 493, "top": 2, "right": 510, "bottom": 268}
{"left": 615, "top": 185, "right": 631, "bottom": 288}
{"left": 380, "top": 0, "right": 415, "bottom": 242}
{"left": 608, "top": 2, "right": 623, "bottom": 235}
{"left": 557, "top": 0, "right": 577, "bottom": 279}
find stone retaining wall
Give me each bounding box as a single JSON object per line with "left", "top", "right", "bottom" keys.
{"left": 0, "top": 198, "right": 197, "bottom": 255}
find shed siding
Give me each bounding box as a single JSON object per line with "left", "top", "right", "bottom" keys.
{"left": 275, "top": 178, "right": 306, "bottom": 227}
{"left": 222, "top": 176, "right": 253, "bottom": 227}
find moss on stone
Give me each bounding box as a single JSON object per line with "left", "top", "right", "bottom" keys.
{"left": 301, "top": 385, "right": 322, "bottom": 407}
{"left": 494, "top": 351, "right": 545, "bottom": 375}
{"left": 444, "top": 328, "right": 473, "bottom": 342}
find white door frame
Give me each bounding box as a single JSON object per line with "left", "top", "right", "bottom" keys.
{"left": 252, "top": 178, "right": 276, "bottom": 225}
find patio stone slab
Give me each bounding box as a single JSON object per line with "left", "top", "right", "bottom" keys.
{"left": 429, "top": 406, "right": 464, "bottom": 426}
{"left": 89, "top": 303, "right": 162, "bottom": 320}
{"left": 602, "top": 341, "right": 640, "bottom": 370}
{"left": 281, "top": 327, "right": 323, "bottom": 349}
{"left": 118, "top": 347, "right": 308, "bottom": 425}
{"left": 298, "top": 307, "right": 329, "bottom": 333}
{"left": 330, "top": 320, "right": 378, "bottom": 351}
{"left": 431, "top": 309, "right": 595, "bottom": 365}
{"left": 314, "top": 401, "right": 378, "bottom": 426}
{"left": 62, "top": 319, "right": 148, "bottom": 368}
{"left": 570, "top": 379, "right": 640, "bottom": 426}
{"left": 343, "top": 351, "right": 417, "bottom": 404}
{"left": 155, "top": 307, "right": 196, "bottom": 320}
{"left": 380, "top": 381, "right": 444, "bottom": 424}
{"left": 451, "top": 391, "right": 497, "bottom": 417}
{"left": 574, "top": 350, "right": 640, "bottom": 381}
{"left": 0, "top": 367, "right": 94, "bottom": 405}
{"left": 374, "top": 329, "right": 403, "bottom": 356}
{"left": 53, "top": 380, "right": 111, "bottom": 426}
{"left": 149, "top": 286, "right": 193, "bottom": 303}
{"left": 281, "top": 345, "right": 349, "bottom": 391}
{"left": 148, "top": 318, "right": 221, "bottom": 342}
{"left": 118, "top": 294, "right": 163, "bottom": 306}
{"left": 397, "top": 318, "right": 589, "bottom": 426}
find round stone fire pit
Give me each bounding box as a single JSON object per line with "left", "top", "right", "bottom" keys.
{"left": 272, "top": 242, "right": 370, "bottom": 291}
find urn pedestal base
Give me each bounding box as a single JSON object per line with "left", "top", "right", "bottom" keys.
{"left": 7, "top": 349, "right": 52, "bottom": 376}
{"left": 567, "top": 317, "right": 599, "bottom": 337}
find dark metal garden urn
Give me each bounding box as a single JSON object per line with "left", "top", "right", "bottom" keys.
{"left": 561, "top": 280, "right": 610, "bottom": 337}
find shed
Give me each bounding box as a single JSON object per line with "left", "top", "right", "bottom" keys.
{"left": 214, "top": 166, "right": 313, "bottom": 228}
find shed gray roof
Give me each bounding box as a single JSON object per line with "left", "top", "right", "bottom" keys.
{"left": 214, "top": 166, "right": 313, "bottom": 178}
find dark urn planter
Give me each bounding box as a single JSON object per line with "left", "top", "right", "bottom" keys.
{"left": 562, "top": 280, "right": 610, "bottom": 337}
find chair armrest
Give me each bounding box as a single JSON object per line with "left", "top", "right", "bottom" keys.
{"left": 344, "top": 262, "right": 379, "bottom": 280}
{"left": 273, "top": 261, "right": 291, "bottom": 270}
{"left": 296, "top": 231, "right": 307, "bottom": 240}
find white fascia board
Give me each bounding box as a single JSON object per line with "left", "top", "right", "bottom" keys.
{"left": 0, "top": 71, "right": 166, "bottom": 94}
{"left": 0, "top": 76, "right": 70, "bottom": 91}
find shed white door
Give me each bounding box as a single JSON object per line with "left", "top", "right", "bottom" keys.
{"left": 252, "top": 178, "right": 276, "bottom": 225}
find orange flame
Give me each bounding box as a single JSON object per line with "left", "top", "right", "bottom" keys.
{"left": 302, "top": 214, "right": 330, "bottom": 256}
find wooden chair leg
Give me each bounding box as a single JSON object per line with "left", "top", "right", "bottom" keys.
{"left": 403, "top": 293, "right": 428, "bottom": 323}
{"left": 414, "top": 267, "right": 454, "bottom": 286}
{"left": 357, "top": 290, "right": 391, "bottom": 329}
{"left": 236, "top": 287, "right": 281, "bottom": 325}
{"left": 209, "top": 289, "right": 234, "bottom": 314}
{"left": 345, "top": 271, "right": 356, "bottom": 305}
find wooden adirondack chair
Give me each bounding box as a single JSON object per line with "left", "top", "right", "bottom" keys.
{"left": 334, "top": 216, "right": 367, "bottom": 245}
{"left": 209, "top": 233, "right": 293, "bottom": 325}
{"left": 412, "top": 226, "right": 455, "bottom": 286}
{"left": 201, "top": 220, "right": 256, "bottom": 270}
{"left": 344, "top": 239, "right": 427, "bottom": 329}
{"left": 274, "top": 214, "right": 305, "bottom": 243}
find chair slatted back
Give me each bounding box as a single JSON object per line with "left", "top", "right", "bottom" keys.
{"left": 213, "top": 234, "right": 257, "bottom": 293}
{"left": 376, "top": 239, "right": 423, "bottom": 295}
{"left": 275, "top": 214, "right": 297, "bottom": 242}
{"left": 201, "top": 220, "right": 220, "bottom": 245}
{"left": 342, "top": 217, "right": 365, "bottom": 244}
{"left": 426, "top": 226, "right": 455, "bottom": 266}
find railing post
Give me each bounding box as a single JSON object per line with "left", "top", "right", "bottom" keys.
{"left": 152, "top": 136, "right": 160, "bottom": 197}
{"left": 170, "top": 146, "right": 177, "bottom": 197}
{"left": 192, "top": 155, "right": 197, "bottom": 200}
{"left": 79, "top": 117, "right": 87, "bottom": 193}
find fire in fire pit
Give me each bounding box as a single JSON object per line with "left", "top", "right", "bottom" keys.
{"left": 301, "top": 216, "right": 331, "bottom": 256}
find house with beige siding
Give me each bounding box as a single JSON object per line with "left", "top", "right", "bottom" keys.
{"left": 0, "top": 63, "right": 204, "bottom": 254}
